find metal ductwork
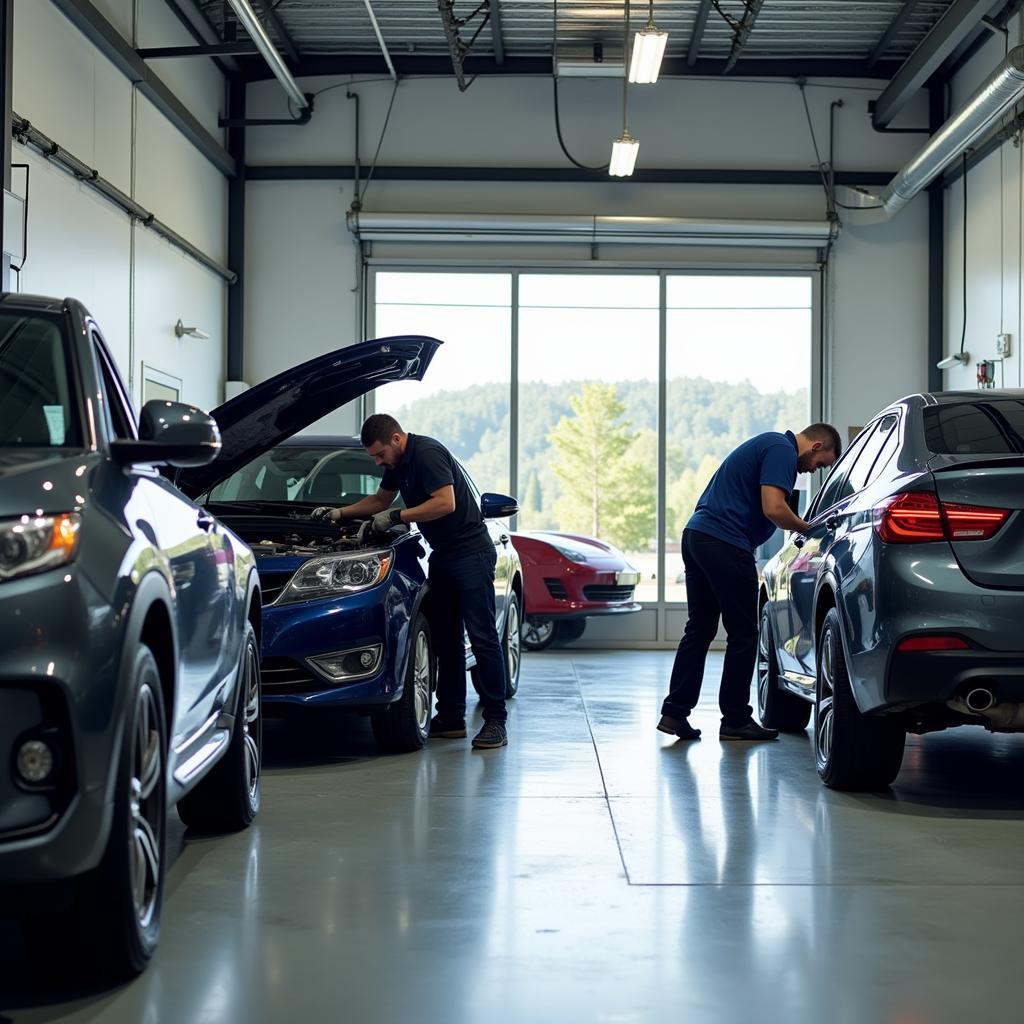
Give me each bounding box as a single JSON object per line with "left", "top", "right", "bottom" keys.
{"left": 225, "top": 0, "right": 309, "bottom": 111}
{"left": 845, "top": 45, "right": 1024, "bottom": 217}
{"left": 348, "top": 212, "right": 834, "bottom": 248}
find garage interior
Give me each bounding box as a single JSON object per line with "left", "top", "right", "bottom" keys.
{"left": 3, "top": 0, "right": 1024, "bottom": 1020}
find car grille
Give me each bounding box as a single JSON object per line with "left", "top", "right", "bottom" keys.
{"left": 582, "top": 585, "right": 635, "bottom": 602}
{"left": 258, "top": 570, "right": 294, "bottom": 606}
{"left": 544, "top": 578, "right": 568, "bottom": 600}
{"left": 261, "top": 656, "right": 319, "bottom": 694}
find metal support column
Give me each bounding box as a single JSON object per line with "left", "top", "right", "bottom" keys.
{"left": 927, "top": 81, "right": 946, "bottom": 392}
{"left": 0, "top": 0, "right": 12, "bottom": 291}
{"left": 227, "top": 78, "right": 246, "bottom": 383}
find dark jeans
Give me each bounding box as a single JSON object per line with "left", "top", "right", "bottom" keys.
{"left": 661, "top": 528, "right": 757, "bottom": 728}
{"left": 429, "top": 546, "right": 508, "bottom": 724}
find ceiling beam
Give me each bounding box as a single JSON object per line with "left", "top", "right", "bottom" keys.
{"left": 161, "top": 0, "right": 238, "bottom": 76}
{"left": 867, "top": 0, "right": 922, "bottom": 69}
{"left": 138, "top": 42, "right": 259, "bottom": 58}
{"left": 246, "top": 54, "right": 904, "bottom": 82}
{"left": 51, "top": 0, "right": 236, "bottom": 177}
{"left": 245, "top": 164, "right": 895, "bottom": 187}
{"left": 940, "top": 0, "right": 1024, "bottom": 80}
{"left": 873, "top": 0, "right": 995, "bottom": 127}
{"left": 490, "top": 0, "right": 506, "bottom": 66}
{"left": 687, "top": 0, "right": 712, "bottom": 67}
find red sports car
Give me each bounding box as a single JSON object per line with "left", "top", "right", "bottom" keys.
{"left": 510, "top": 531, "right": 641, "bottom": 649}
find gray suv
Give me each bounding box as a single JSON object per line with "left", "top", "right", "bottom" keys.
{"left": 759, "top": 391, "right": 1024, "bottom": 791}
{"left": 0, "top": 295, "right": 262, "bottom": 979}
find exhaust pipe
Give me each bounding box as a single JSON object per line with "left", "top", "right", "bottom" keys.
{"left": 965, "top": 688, "right": 996, "bottom": 712}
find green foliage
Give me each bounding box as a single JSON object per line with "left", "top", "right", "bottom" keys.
{"left": 391, "top": 378, "right": 807, "bottom": 551}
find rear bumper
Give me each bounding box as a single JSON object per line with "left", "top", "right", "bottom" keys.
{"left": 885, "top": 647, "right": 1024, "bottom": 706}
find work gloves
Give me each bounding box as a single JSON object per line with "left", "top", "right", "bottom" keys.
{"left": 371, "top": 508, "right": 403, "bottom": 532}
{"left": 310, "top": 507, "right": 336, "bottom": 522}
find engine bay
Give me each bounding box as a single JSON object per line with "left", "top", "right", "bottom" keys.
{"left": 240, "top": 520, "right": 410, "bottom": 558}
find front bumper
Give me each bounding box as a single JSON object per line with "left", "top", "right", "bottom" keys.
{"left": 526, "top": 564, "right": 640, "bottom": 618}
{"left": 0, "top": 568, "right": 120, "bottom": 883}
{"left": 260, "top": 581, "right": 410, "bottom": 710}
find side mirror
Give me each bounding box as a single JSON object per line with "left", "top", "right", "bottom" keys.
{"left": 111, "top": 400, "right": 222, "bottom": 468}
{"left": 480, "top": 492, "right": 519, "bottom": 520}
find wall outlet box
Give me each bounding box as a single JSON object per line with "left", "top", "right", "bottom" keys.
{"left": 997, "top": 333, "right": 1012, "bottom": 356}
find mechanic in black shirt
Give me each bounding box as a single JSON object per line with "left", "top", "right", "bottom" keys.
{"left": 311, "top": 413, "right": 509, "bottom": 749}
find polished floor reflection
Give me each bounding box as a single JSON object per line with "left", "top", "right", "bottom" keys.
{"left": 4, "top": 651, "right": 1024, "bottom": 1022}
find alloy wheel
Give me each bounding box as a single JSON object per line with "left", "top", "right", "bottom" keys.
{"left": 129, "top": 683, "right": 163, "bottom": 931}
{"left": 242, "top": 641, "right": 261, "bottom": 807}
{"left": 757, "top": 614, "right": 772, "bottom": 715}
{"left": 522, "top": 617, "right": 554, "bottom": 648}
{"left": 506, "top": 600, "right": 522, "bottom": 684}
{"left": 816, "top": 626, "right": 836, "bottom": 770}
{"left": 413, "top": 628, "right": 431, "bottom": 733}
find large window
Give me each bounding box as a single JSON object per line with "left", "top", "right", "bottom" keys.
{"left": 518, "top": 274, "right": 659, "bottom": 602}
{"left": 373, "top": 269, "right": 816, "bottom": 627}
{"left": 373, "top": 272, "right": 512, "bottom": 495}
{"left": 664, "top": 275, "right": 812, "bottom": 600}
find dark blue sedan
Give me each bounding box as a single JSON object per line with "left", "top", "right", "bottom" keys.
{"left": 178, "top": 338, "right": 523, "bottom": 753}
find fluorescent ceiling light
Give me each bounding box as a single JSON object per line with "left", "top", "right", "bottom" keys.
{"left": 609, "top": 133, "right": 639, "bottom": 177}
{"left": 629, "top": 26, "right": 669, "bottom": 83}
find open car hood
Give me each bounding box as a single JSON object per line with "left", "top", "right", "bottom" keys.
{"left": 175, "top": 336, "right": 441, "bottom": 499}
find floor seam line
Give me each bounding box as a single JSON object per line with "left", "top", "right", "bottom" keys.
{"left": 572, "top": 659, "right": 633, "bottom": 885}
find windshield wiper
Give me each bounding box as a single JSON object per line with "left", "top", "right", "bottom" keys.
{"left": 203, "top": 500, "right": 309, "bottom": 515}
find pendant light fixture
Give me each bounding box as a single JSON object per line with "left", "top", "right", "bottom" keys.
{"left": 629, "top": 1, "right": 668, "bottom": 83}
{"left": 609, "top": 1, "right": 639, "bottom": 177}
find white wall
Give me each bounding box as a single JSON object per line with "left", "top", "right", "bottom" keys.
{"left": 11, "top": 0, "right": 229, "bottom": 409}
{"left": 244, "top": 72, "right": 931, "bottom": 439}
{"left": 941, "top": 13, "right": 1024, "bottom": 392}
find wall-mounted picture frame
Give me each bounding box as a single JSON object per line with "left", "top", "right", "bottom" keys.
{"left": 142, "top": 364, "right": 183, "bottom": 404}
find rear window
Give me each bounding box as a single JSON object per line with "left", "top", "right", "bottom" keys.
{"left": 924, "top": 401, "right": 1024, "bottom": 455}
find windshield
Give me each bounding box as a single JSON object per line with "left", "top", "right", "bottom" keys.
{"left": 206, "top": 444, "right": 405, "bottom": 508}
{"left": 0, "top": 313, "right": 81, "bottom": 448}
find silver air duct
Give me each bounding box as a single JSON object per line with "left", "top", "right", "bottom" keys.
{"left": 843, "top": 45, "right": 1024, "bottom": 218}
{"left": 225, "top": 0, "right": 309, "bottom": 111}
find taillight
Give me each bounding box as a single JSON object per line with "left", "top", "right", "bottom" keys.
{"left": 896, "top": 635, "right": 970, "bottom": 652}
{"left": 874, "top": 492, "right": 944, "bottom": 542}
{"left": 942, "top": 501, "right": 1010, "bottom": 540}
{"left": 874, "top": 492, "right": 1010, "bottom": 543}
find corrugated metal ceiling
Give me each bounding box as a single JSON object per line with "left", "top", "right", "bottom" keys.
{"left": 197, "top": 1, "right": 956, "bottom": 64}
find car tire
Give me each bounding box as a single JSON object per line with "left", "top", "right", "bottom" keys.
{"left": 24, "top": 645, "right": 168, "bottom": 981}
{"left": 554, "top": 618, "right": 587, "bottom": 645}
{"left": 815, "top": 607, "right": 905, "bottom": 791}
{"left": 471, "top": 593, "right": 522, "bottom": 699}
{"left": 178, "top": 620, "right": 262, "bottom": 832}
{"left": 522, "top": 616, "right": 556, "bottom": 651}
{"left": 504, "top": 592, "right": 522, "bottom": 698}
{"left": 756, "top": 604, "right": 811, "bottom": 732}
{"left": 372, "top": 613, "right": 433, "bottom": 753}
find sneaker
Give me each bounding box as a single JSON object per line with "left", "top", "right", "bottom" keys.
{"left": 719, "top": 719, "right": 779, "bottom": 742}
{"left": 471, "top": 720, "right": 508, "bottom": 749}
{"left": 657, "top": 715, "right": 701, "bottom": 740}
{"left": 430, "top": 715, "right": 467, "bottom": 739}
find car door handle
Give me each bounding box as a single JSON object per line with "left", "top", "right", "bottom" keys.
{"left": 196, "top": 511, "right": 215, "bottom": 532}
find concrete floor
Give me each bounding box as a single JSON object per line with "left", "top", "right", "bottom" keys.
{"left": 3, "top": 650, "right": 1024, "bottom": 1023}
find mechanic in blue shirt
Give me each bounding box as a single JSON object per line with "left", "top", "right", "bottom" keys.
{"left": 658, "top": 424, "right": 842, "bottom": 742}
{"left": 312, "top": 414, "right": 510, "bottom": 750}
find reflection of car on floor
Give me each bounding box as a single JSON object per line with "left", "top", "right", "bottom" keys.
{"left": 759, "top": 391, "right": 1024, "bottom": 792}
{"left": 178, "top": 337, "right": 523, "bottom": 754}
{"left": 0, "top": 295, "right": 262, "bottom": 980}
{"left": 511, "top": 531, "right": 640, "bottom": 650}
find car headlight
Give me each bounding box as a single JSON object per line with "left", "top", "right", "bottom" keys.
{"left": 276, "top": 549, "right": 393, "bottom": 604}
{"left": 0, "top": 514, "right": 81, "bottom": 582}
{"left": 550, "top": 543, "right": 588, "bottom": 564}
